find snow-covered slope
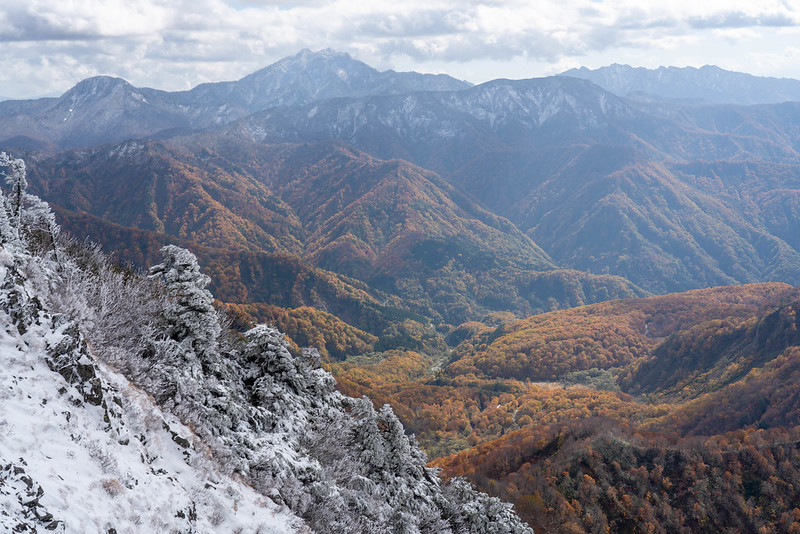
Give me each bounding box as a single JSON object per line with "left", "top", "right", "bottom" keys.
{"left": 0, "top": 152, "right": 534, "bottom": 532}
{"left": 240, "top": 75, "right": 638, "bottom": 146}
{"left": 0, "top": 260, "right": 304, "bottom": 532}
{"left": 230, "top": 75, "right": 645, "bottom": 171}
{"left": 182, "top": 48, "right": 471, "bottom": 116}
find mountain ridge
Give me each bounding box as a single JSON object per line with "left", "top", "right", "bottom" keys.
{"left": 0, "top": 153, "right": 534, "bottom": 532}
{"left": 560, "top": 63, "right": 800, "bottom": 105}
{"left": 26, "top": 137, "right": 645, "bottom": 327}
{"left": 0, "top": 49, "right": 471, "bottom": 150}
{"left": 7, "top": 52, "right": 800, "bottom": 153}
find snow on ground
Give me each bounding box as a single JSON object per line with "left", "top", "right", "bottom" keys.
{"left": 0, "top": 308, "right": 306, "bottom": 534}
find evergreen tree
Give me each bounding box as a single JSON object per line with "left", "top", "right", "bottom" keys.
{"left": 1, "top": 151, "right": 26, "bottom": 231}
{"left": 0, "top": 193, "right": 16, "bottom": 250}
{"left": 143, "top": 245, "right": 222, "bottom": 411}
{"left": 148, "top": 245, "right": 221, "bottom": 359}
{"left": 1, "top": 151, "right": 60, "bottom": 262}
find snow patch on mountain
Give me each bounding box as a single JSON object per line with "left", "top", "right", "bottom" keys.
{"left": 240, "top": 75, "right": 639, "bottom": 150}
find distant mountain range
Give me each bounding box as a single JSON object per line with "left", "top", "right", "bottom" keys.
{"left": 560, "top": 64, "right": 800, "bottom": 105}
{"left": 4, "top": 49, "right": 800, "bottom": 313}
{"left": 0, "top": 49, "right": 469, "bottom": 150}
{"left": 4, "top": 52, "right": 800, "bottom": 151}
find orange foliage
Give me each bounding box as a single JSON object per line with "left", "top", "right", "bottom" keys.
{"left": 447, "top": 284, "right": 797, "bottom": 381}
{"left": 220, "top": 302, "right": 378, "bottom": 361}
{"left": 436, "top": 422, "right": 800, "bottom": 534}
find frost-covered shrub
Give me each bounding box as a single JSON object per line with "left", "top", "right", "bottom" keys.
{"left": 47, "top": 238, "right": 166, "bottom": 375}
{"left": 1, "top": 152, "right": 60, "bottom": 260}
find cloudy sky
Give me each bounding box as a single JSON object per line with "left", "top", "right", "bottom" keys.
{"left": 1, "top": 0, "right": 799, "bottom": 99}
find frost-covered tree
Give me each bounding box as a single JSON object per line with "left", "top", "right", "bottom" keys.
{"left": 242, "top": 324, "right": 309, "bottom": 396}
{"left": 0, "top": 152, "right": 61, "bottom": 263}
{"left": 0, "top": 194, "right": 16, "bottom": 250}
{"left": 442, "top": 477, "right": 535, "bottom": 534}
{"left": 148, "top": 245, "right": 221, "bottom": 358}
{"left": 144, "top": 246, "right": 268, "bottom": 442}
{"left": 1, "top": 151, "right": 26, "bottom": 230}
{"left": 140, "top": 245, "right": 226, "bottom": 414}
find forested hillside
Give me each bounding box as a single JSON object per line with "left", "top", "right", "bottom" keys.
{"left": 238, "top": 78, "right": 800, "bottom": 294}
{"left": 23, "top": 137, "right": 644, "bottom": 333}
{"left": 327, "top": 283, "right": 800, "bottom": 532}
{"left": 0, "top": 152, "right": 532, "bottom": 532}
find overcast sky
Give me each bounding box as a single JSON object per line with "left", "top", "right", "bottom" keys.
{"left": 1, "top": 0, "right": 799, "bottom": 100}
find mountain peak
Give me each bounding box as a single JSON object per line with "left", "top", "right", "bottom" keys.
{"left": 231, "top": 48, "right": 469, "bottom": 110}
{"left": 244, "top": 48, "right": 369, "bottom": 81}
{"left": 63, "top": 75, "right": 132, "bottom": 95}
{"left": 294, "top": 47, "right": 346, "bottom": 60}
{"left": 60, "top": 76, "right": 140, "bottom": 107}
{"left": 277, "top": 48, "right": 356, "bottom": 69}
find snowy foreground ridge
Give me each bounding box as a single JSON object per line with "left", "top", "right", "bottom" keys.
{"left": 0, "top": 285, "right": 302, "bottom": 533}
{"left": 0, "top": 152, "right": 533, "bottom": 533}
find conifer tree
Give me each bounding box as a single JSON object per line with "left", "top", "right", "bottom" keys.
{"left": 145, "top": 245, "right": 222, "bottom": 409}
{"left": 149, "top": 245, "right": 221, "bottom": 358}
{"left": 0, "top": 152, "right": 25, "bottom": 250}
{"left": 0, "top": 151, "right": 26, "bottom": 231}
{"left": 0, "top": 151, "right": 61, "bottom": 263}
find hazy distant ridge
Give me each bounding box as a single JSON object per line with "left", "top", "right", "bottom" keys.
{"left": 560, "top": 63, "right": 800, "bottom": 105}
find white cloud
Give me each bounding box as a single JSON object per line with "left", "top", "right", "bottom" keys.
{"left": 0, "top": 0, "right": 799, "bottom": 99}
{"left": 0, "top": 0, "right": 172, "bottom": 40}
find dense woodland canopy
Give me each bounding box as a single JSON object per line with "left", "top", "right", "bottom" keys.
{"left": 332, "top": 284, "right": 800, "bottom": 532}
